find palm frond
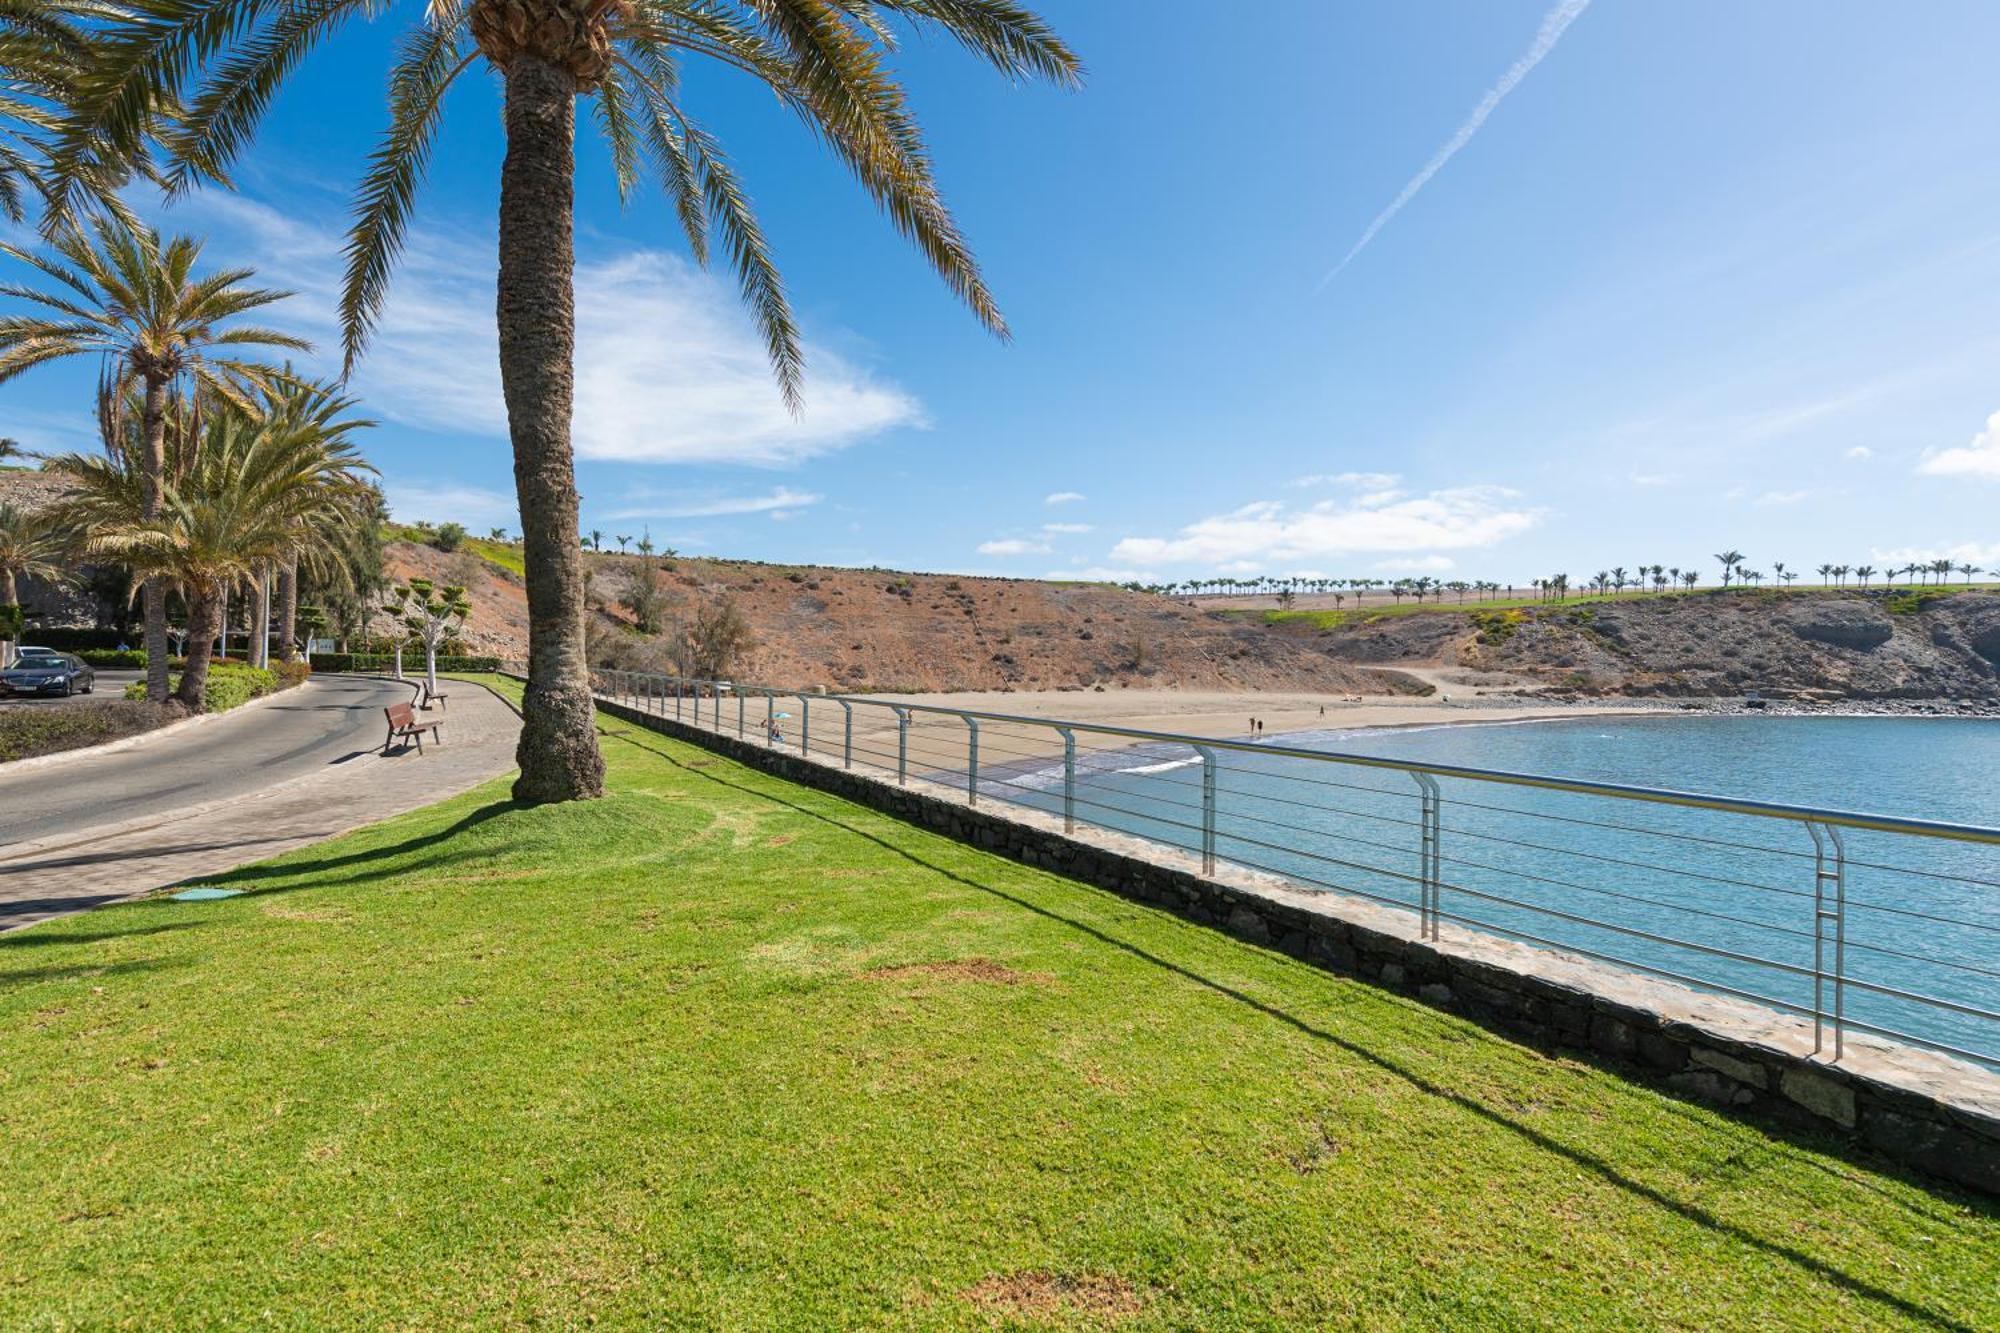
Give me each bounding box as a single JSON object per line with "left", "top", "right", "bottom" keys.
{"left": 339, "top": 13, "right": 472, "bottom": 373}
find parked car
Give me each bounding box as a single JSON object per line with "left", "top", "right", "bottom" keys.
{"left": 0, "top": 653, "right": 95, "bottom": 698}
{"left": 12, "top": 646, "right": 60, "bottom": 663}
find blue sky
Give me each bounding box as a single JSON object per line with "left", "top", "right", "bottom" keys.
{"left": 7, "top": 0, "right": 2000, "bottom": 583}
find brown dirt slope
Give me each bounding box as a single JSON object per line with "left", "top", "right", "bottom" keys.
{"left": 1292, "top": 590, "right": 2000, "bottom": 701}
{"left": 385, "top": 541, "right": 1417, "bottom": 695}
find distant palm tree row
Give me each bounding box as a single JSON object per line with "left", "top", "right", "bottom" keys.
{"left": 1130, "top": 554, "right": 1991, "bottom": 605}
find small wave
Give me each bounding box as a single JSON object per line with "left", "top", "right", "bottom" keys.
{"left": 1118, "top": 757, "right": 1203, "bottom": 776}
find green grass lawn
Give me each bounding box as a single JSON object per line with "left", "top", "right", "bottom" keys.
{"left": 2, "top": 677, "right": 1993, "bottom": 1327}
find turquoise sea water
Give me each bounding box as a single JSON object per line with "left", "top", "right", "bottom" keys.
{"left": 978, "top": 714, "right": 2000, "bottom": 1065}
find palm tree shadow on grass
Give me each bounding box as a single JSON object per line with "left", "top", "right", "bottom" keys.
{"left": 198, "top": 800, "right": 525, "bottom": 896}
{"left": 607, "top": 727, "right": 1994, "bottom": 1329}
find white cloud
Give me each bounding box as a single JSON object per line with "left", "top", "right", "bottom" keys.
{"left": 1872, "top": 541, "right": 2000, "bottom": 567}
{"left": 1373, "top": 554, "right": 1456, "bottom": 573}
{"left": 1044, "top": 491, "right": 1086, "bottom": 505}
{"left": 1751, "top": 489, "right": 1814, "bottom": 506}
{"left": 978, "top": 538, "right": 1053, "bottom": 556}
{"left": 1918, "top": 411, "right": 2000, "bottom": 479}
{"left": 1046, "top": 566, "right": 1150, "bottom": 583}
{"left": 1109, "top": 486, "right": 1539, "bottom": 569}
{"left": 1292, "top": 471, "right": 1400, "bottom": 490}
{"left": 179, "top": 194, "right": 923, "bottom": 468}
{"left": 385, "top": 481, "right": 519, "bottom": 529}
{"left": 1845, "top": 446, "right": 1873, "bottom": 459}
{"left": 1629, "top": 472, "right": 1675, "bottom": 487}
{"left": 1320, "top": 0, "right": 1594, "bottom": 286}
{"left": 610, "top": 487, "right": 822, "bottom": 519}
{"left": 1041, "top": 522, "right": 1093, "bottom": 535}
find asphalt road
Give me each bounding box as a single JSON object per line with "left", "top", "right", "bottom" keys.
{"left": 0, "top": 673, "right": 416, "bottom": 850}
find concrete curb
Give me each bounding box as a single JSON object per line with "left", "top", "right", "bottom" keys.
{"left": 0, "top": 676, "right": 318, "bottom": 775}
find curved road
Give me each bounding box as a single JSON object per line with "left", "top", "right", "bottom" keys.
{"left": 0, "top": 674, "right": 414, "bottom": 849}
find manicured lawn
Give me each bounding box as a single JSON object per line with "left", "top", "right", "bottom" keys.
{"left": 1, "top": 677, "right": 1993, "bottom": 1327}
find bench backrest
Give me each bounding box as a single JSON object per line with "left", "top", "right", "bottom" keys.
{"left": 385, "top": 702, "right": 414, "bottom": 728}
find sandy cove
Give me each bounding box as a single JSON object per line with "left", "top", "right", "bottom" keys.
{"left": 807, "top": 684, "right": 1657, "bottom": 771}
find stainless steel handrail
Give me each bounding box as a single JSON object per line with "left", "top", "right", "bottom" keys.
{"left": 557, "top": 662, "right": 2000, "bottom": 1069}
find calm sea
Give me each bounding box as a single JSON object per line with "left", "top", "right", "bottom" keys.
{"left": 979, "top": 714, "right": 2000, "bottom": 1065}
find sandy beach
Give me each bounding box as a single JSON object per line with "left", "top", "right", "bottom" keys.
{"left": 785, "top": 680, "right": 1658, "bottom": 772}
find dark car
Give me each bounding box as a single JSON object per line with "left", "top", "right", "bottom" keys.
{"left": 0, "top": 653, "right": 95, "bottom": 698}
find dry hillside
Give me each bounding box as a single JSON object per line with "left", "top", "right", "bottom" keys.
{"left": 385, "top": 541, "right": 1418, "bottom": 695}
{"left": 1287, "top": 590, "right": 2000, "bottom": 702}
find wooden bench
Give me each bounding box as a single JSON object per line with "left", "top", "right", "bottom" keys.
{"left": 384, "top": 702, "right": 444, "bottom": 755}
{"left": 421, "top": 682, "right": 449, "bottom": 711}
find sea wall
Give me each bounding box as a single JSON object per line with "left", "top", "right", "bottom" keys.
{"left": 591, "top": 692, "right": 2000, "bottom": 1196}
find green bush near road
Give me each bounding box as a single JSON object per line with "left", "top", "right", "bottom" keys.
{"left": 123, "top": 661, "right": 292, "bottom": 712}
{"left": 0, "top": 674, "right": 1991, "bottom": 1326}
{"left": 310, "top": 651, "right": 500, "bottom": 673}
{"left": 0, "top": 699, "right": 175, "bottom": 762}
{"left": 76, "top": 648, "right": 148, "bottom": 669}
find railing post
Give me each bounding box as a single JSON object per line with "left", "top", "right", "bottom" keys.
{"left": 1194, "top": 744, "right": 1216, "bottom": 874}
{"left": 676, "top": 677, "right": 685, "bottom": 722}
{"left": 1807, "top": 820, "right": 1848, "bottom": 1061}
{"left": 1057, "top": 725, "right": 1076, "bottom": 834}
{"left": 798, "top": 694, "right": 810, "bottom": 757}
{"left": 1412, "top": 773, "right": 1441, "bottom": 941}
{"left": 839, "top": 700, "right": 853, "bottom": 769}
{"left": 737, "top": 688, "right": 745, "bottom": 738}
{"left": 893, "top": 706, "right": 909, "bottom": 785}
{"left": 965, "top": 715, "right": 979, "bottom": 804}
{"left": 765, "top": 690, "right": 775, "bottom": 745}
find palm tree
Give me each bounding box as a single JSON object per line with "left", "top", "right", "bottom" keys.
{"left": 258, "top": 374, "right": 376, "bottom": 660}
{"left": 0, "top": 215, "right": 304, "bottom": 700}
{"left": 1854, "top": 564, "right": 1874, "bottom": 588}
{"left": 52, "top": 398, "right": 371, "bottom": 710}
{"left": 1714, "top": 550, "right": 1742, "bottom": 588}
{"left": 0, "top": 501, "right": 70, "bottom": 666}
{"left": 64, "top": 1, "right": 1080, "bottom": 803}
{"left": 0, "top": 1, "right": 154, "bottom": 226}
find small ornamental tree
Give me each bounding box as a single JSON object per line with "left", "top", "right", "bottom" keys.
{"left": 390, "top": 578, "right": 470, "bottom": 698}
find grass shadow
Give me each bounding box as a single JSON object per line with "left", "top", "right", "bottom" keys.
{"left": 606, "top": 721, "right": 1993, "bottom": 1330}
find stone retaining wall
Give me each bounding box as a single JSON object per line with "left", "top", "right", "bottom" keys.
{"left": 593, "top": 694, "right": 2000, "bottom": 1196}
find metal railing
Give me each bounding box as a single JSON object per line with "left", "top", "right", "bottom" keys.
{"left": 574, "top": 665, "right": 2000, "bottom": 1072}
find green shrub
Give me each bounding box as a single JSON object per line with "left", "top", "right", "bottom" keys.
{"left": 309, "top": 651, "right": 501, "bottom": 673}
{"left": 77, "top": 648, "right": 147, "bottom": 668}
{"left": 0, "top": 700, "right": 176, "bottom": 763}
{"left": 433, "top": 521, "right": 466, "bottom": 552}
{"left": 122, "top": 662, "right": 287, "bottom": 712}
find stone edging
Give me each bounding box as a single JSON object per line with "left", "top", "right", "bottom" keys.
{"left": 0, "top": 676, "right": 316, "bottom": 774}
{"left": 591, "top": 693, "right": 2000, "bottom": 1197}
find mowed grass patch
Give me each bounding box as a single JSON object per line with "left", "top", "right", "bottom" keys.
{"left": 1, "top": 676, "right": 1994, "bottom": 1327}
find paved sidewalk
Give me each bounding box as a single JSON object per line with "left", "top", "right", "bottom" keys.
{"left": 0, "top": 682, "right": 520, "bottom": 933}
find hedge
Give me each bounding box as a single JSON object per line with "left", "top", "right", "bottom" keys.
{"left": 76, "top": 649, "right": 148, "bottom": 669}
{"left": 310, "top": 652, "right": 501, "bottom": 673}
{"left": 18, "top": 627, "right": 128, "bottom": 651}
{"left": 122, "top": 661, "right": 304, "bottom": 712}
{"left": 0, "top": 700, "right": 174, "bottom": 764}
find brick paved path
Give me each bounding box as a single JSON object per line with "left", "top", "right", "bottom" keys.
{"left": 0, "top": 680, "right": 520, "bottom": 933}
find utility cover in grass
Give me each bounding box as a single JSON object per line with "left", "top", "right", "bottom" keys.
{"left": 169, "top": 886, "right": 242, "bottom": 901}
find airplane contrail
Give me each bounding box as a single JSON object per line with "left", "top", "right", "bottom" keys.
{"left": 1319, "top": 0, "right": 1593, "bottom": 289}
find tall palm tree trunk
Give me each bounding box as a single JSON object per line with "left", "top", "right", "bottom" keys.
{"left": 176, "top": 583, "right": 224, "bottom": 711}
{"left": 140, "top": 377, "right": 170, "bottom": 701}
{"left": 251, "top": 564, "right": 269, "bottom": 668}
{"left": 0, "top": 567, "right": 15, "bottom": 668}
{"left": 499, "top": 55, "right": 604, "bottom": 804}
{"left": 276, "top": 560, "right": 297, "bottom": 662}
